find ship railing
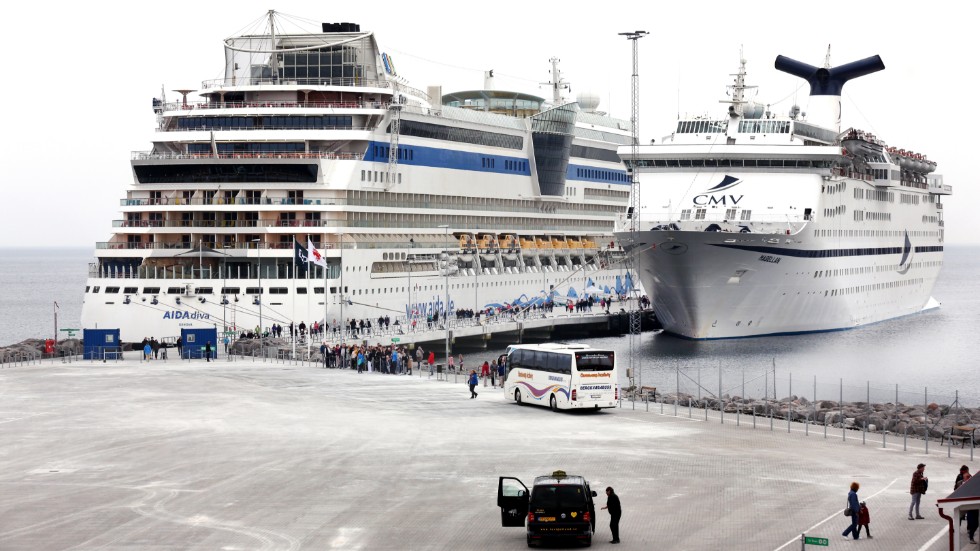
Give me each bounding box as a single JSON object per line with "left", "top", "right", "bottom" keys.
{"left": 163, "top": 100, "right": 378, "bottom": 111}
{"left": 831, "top": 167, "right": 874, "bottom": 181}
{"left": 617, "top": 212, "right": 807, "bottom": 230}
{"left": 158, "top": 124, "right": 377, "bottom": 133}
{"left": 131, "top": 151, "right": 364, "bottom": 161}
{"left": 111, "top": 219, "right": 347, "bottom": 229}
{"left": 120, "top": 197, "right": 349, "bottom": 207}
{"left": 197, "top": 77, "right": 431, "bottom": 101}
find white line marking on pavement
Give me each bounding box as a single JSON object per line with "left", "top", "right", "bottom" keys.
{"left": 772, "top": 477, "right": 899, "bottom": 551}
{"left": 916, "top": 527, "right": 949, "bottom": 551}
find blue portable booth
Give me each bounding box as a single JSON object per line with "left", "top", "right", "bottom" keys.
{"left": 180, "top": 328, "right": 218, "bottom": 359}
{"left": 83, "top": 328, "right": 122, "bottom": 360}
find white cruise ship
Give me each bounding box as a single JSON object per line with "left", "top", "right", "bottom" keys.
{"left": 616, "top": 51, "right": 950, "bottom": 339}
{"left": 81, "top": 12, "right": 634, "bottom": 342}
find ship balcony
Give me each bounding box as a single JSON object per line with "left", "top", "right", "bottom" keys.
{"left": 162, "top": 100, "right": 386, "bottom": 112}
{"left": 131, "top": 151, "right": 363, "bottom": 161}
{"left": 929, "top": 183, "right": 953, "bottom": 195}
{"left": 197, "top": 77, "right": 430, "bottom": 102}
{"left": 121, "top": 197, "right": 345, "bottom": 207}
{"left": 112, "top": 219, "right": 343, "bottom": 229}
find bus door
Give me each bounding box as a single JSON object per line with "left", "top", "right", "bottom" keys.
{"left": 497, "top": 476, "right": 529, "bottom": 527}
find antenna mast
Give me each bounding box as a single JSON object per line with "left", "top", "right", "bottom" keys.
{"left": 542, "top": 57, "right": 571, "bottom": 104}
{"left": 620, "top": 30, "right": 647, "bottom": 393}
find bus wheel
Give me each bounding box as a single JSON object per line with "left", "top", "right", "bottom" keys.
{"left": 550, "top": 394, "right": 558, "bottom": 412}
{"left": 515, "top": 389, "right": 523, "bottom": 405}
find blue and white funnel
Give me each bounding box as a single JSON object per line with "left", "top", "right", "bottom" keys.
{"left": 774, "top": 53, "right": 884, "bottom": 133}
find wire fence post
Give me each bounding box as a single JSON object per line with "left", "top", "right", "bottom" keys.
{"left": 841, "top": 378, "right": 845, "bottom": 442}
{"left": 863, "top": 380, "right": 868, "bottom": 445}
{"left": 675, "top": 367, "right": 679, "bottom": 417}
{"left": 738, "top": 370, "right": 743, "bottom": 427}
{"left": 788, "top": 372, "right": 792, "bottom": 434}
{"left": 719, "top": 365, "right": 723, "bottom": 425}
{"left": 924, "top": 386, "right": 929, "bottom": 455}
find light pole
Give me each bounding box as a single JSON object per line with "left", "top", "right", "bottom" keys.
{"left": 438, "top": 224, "right": 451, "bottom": 375}
{"left": 252, "top": 238, "right": 263, "bottom": 335}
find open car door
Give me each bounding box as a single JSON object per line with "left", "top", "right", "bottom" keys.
{"left": 497, "top": 476, "right": 529, "bottom": 527}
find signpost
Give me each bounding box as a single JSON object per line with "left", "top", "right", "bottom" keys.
{"left": 391, "top": 337, "right": 401, "bottom": 343}
{"left": 59, "top": 328, "right": 79, "bottom": 338}
{"left": 802, "top": 534, "right": 829, "bottom": 548}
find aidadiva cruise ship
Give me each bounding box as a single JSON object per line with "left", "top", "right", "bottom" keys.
{"left": 616, "top": 51, "right": 950, "bottom": 339}
{"left": 81, "top": 11, "right": 635, "bottom": 342}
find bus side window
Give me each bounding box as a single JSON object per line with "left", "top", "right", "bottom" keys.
{"left": 556, "top": 355, "right": 571, "bottom": 375}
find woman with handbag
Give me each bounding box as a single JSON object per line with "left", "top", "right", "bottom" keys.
{"left": 841, "top": 482, "right": 861, "bottom": 540}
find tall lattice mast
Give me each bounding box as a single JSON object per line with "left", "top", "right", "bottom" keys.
{"left": 385, "top": 82, "right": 402, "bottom": 190}
{"left": 620, "top": 30, "right": 647, "bottom": 391}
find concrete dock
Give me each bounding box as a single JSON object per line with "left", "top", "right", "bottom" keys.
{"left": 0, "top": 357, "right": 974, "bottom": 550}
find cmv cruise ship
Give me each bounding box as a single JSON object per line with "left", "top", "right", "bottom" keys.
{"left": 616, "top": 51, "right": 950, "bottom": 339}
{"left": 81, "top": 11, "right": 635, "bottom": 343}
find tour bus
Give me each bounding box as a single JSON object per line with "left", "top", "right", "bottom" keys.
{"left": 504, "top": 343, "right": 618, "bottom": 411}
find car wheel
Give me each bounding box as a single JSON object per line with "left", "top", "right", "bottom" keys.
{"left": 516, "top": 389, "right": 523, "bottom": 405}
{"left": 582, "top": 535, "right": 592, "bottom": 547}
{"left": 550, "top": 394, "right": 558, "bottom": 412}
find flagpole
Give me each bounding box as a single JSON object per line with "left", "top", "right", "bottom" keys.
{"left": 291, "top": 239, "right": 297, "bottom": 358}
{"left": 306, "top": 242, "right": 312, "bottom": 358}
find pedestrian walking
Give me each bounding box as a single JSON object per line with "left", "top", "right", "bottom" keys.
{"left": 909, "top": 463, "right": 927, "bottom": 520}
{"left": 468, "top": 370, "right": 479, "bottom": 398}
{"left": 143, "top": 342, "right": 152, "bottom": 361}
{"left": 448, "top": 354, "right": 455, "bottom": 374}
{"left": 842, "top": 481, "right": 861, "bottom": 540}
{"left": 205, "top": 341, "right": 212, "bottom": 362}
{"left": 428, "top": 350, "right": 435, "bottom": 375}
{"left": 856, "top": 501, "right": 872, "bottom": 539}
{"left": 601, "top": 487, "right": 622, "bottom": 544}
{"left": 176, "top": 336, "right": 182, "bottom": 358}
{"left": 967, "top": 507, "right": 979, "bottom": 545}
{"left": 481, "top": 360, "right": 490, "bottom": 387}
{"left": 490, "top": 359, "right": 497, "bottom": 387}
{"left": 955, "top": 465, "right": 972, "bottom": 490}
{"left": 497, "top": 359, "right": 506, "bottom": 387}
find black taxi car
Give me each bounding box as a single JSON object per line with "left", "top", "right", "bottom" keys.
{"left": 497, "top": 470, "right": 597, "bottom": 547}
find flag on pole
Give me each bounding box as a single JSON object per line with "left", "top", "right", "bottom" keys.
{"left": 293, "top": 240, "right": 309, "bottom": 277}
{"left": 307, "top": 238, "right": 328, "bottom": 268}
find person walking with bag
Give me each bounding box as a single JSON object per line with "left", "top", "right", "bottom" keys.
{"left": 909, "top": 463, "right": 927, "bottom": 520}
{"left": 468, "top": 370, "right": 479, "bottom": 399}
{"left": 601, "top": 487, "right": 622, "bottom": 544}
{"left": 842, "top": 482, "right": 861, "bottom": 540}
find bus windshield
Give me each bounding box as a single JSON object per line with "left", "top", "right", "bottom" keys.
{"left": 574, "top": 351, "right": 614, "bottom": 372}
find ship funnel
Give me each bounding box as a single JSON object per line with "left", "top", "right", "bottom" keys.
{"left": 774, "top": 54, "right": 884, "bottom": 132}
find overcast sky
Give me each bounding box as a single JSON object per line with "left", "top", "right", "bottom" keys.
{"left": 1, "top": 2, "right": 972, "bottom": 248}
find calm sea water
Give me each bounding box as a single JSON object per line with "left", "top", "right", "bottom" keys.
{"left": 2, "top": 246, "right": 977, "bottom": 403}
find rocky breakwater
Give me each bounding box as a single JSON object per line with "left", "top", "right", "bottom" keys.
{"left": 659, "top": 392, "right": 980, "bottom": 443}
{"left": 0, "top": 338, "right": 84, "bottom": 362}
{"left": 229, "top": 337, "right": 290, "bottom": 357}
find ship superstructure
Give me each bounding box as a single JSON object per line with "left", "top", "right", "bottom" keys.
{"left": 616, "top": 51, "right": 950, "bottom": 339}
{"left": 82, "top": 12, "right": 634, "bottom": 342}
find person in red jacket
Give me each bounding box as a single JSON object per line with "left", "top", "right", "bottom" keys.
{"left": 856, "top": 502, "right": 872, "bottom": 539}
{"left": 481, "top": 360, "right": 490, "bottom": 386}
{"left": 427, "top": 350, "right": 435, "bottom": 375}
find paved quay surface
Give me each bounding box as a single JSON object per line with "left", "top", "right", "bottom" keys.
{"left": 1, "top": 356, "right": 976, "bottom": 550}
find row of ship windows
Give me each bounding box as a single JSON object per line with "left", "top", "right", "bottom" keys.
{"left": 853, "top": 188, "right": 897, "bottom": 202}
{"left": 188, "top": 143, "right": 305, "bottom": 154}
{"left": 393, "top": 120, "right": 524, "bottom": 150}
{"left": 631, "top": 159, "right": 833, "bottom": 169}
{"left": 900, "top": 193, "right": 921, "bottom": 205}
{"left": 372, "top": 145, "right": 415, "bottom": 161}
{"left": 823, "top": 205, "right": 847, "bottom": 217}
{"left": 812, "top": 260, "right": 942, "bottom": 278}
{"left": 851, "top": 210, "right": 891, "bottom": 221}
{"left": 574, "top": 168, "right": 629, "bottom": 183}
{"left": 361, "top": 170, "right": 403, "bottom": 184}
{"left": 825, "top": 277, "right": 923, "bottom": 297}
{"left": 680, "top": 209, "right": 752, "bottom": 221}
{"left": 814, "top": 229, "right": 939, "bottom": 238}
{"left": 88, "top": 277, "right": 536, "bottom": 296}
{"left": 176, "top": 116, "right": 354, "bottom": 131}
